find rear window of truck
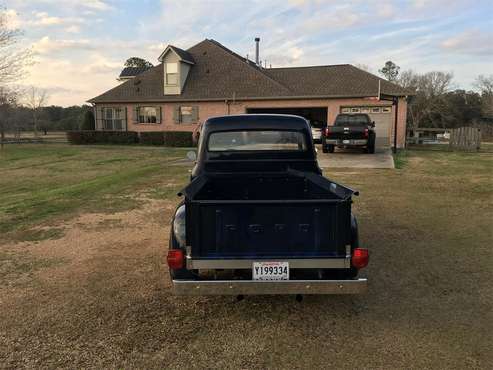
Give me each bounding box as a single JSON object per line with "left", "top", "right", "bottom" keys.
{"left": 208, "top": 130, "right": 307, "bottom": 152}
{"left": 334, "top": 114, "right": 370, "bottom": 127}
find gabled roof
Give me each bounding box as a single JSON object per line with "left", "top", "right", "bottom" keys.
{"left": 158, "top": 45, "right": 195, "bottom": 64}
{"left": 89, "top": 39, "right": 411, "bottom": 103}
{"left": 118, "top": 66, "right": 151, "bottom": 79}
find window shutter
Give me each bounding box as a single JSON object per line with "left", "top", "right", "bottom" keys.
{"left": 192, "top": 106, "right": 199, "bottom": 122}
{"left": 125, "top": 107, "right": 128, "bottom": 131}
{"left": 173, "top": 106, "right": 180, "bottom": 123}
{"left": 133, "top": 106, "right": 138, "bottom": 123}
{"left": 156, "top": 107, "right": 162, "bottom": 124}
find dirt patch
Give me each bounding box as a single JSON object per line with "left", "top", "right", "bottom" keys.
{"left": 1, "top": 150, "right": 492, "bottom": 368}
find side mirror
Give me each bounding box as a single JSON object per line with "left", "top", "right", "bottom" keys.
{"left": 186, "top": 151, "right": 197, "bottom": 162}
{"left": 371, "top": 121, "right": 376, "bottom": 128}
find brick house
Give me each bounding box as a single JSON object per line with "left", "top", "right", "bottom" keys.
{"left": 89, "top": 39, "right": 411, "bottom": 148}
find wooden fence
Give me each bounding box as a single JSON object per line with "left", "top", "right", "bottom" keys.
{"left": 449, "top": 127, "right": 481, "bottom": 151}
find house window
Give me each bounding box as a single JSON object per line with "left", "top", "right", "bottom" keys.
{"left": 351, "top": 107, "right": 360, "bottom": 113}
{"left": 174, "top": 106, "right": 199, "bottom": 124}
{"left": 101, "top": 107, "right": 125, "bottom": 131}
{"left": 382, "top": 107, "right": 392, "bottom": 113}
{"left": 138, "top": 106, "right": 158, "bottom": 123}
{"left": 361, "top": 107, "right": 370, "bottom": 113}
{"left": 371, "top": 107, "right": 381, "bottom": 113}
{"left": 166, "top": 63, "right": 178, "bottom": 85}
{"left": 341, "top": 107, "right": 351, "bottom": 113}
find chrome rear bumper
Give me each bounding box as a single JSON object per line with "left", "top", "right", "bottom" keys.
{"left": 172, "top": 278, "right": 367, "bottom": 295}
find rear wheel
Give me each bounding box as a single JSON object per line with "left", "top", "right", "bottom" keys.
{"left": 327, "top": 145, "right": 335, "bottom": 153}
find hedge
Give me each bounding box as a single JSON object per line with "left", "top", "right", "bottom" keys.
{"left": 67, "top": 130, "right": 194, "bottom": 147}
{"left": 139, "top": 131, "right": 194, "bottom": 147}
{"left": 67, "top": 131, "right": 138, "bottom": 145}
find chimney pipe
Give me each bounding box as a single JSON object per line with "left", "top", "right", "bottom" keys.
{"left": 255, "top": 37, "right": 260, "bottom": 66}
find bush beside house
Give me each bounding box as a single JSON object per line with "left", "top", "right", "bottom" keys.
{"left": 67, "top": 130, "right": 194, "bottom": 146}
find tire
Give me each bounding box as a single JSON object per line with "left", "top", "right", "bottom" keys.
{"left": 367, "top": 143, "right": 375, "bottom": 154}
{"left": 322, "top": 144, "right": 328, "bottom": 153}
{"left": 327, "top": 145, "right": 335, "bottom": 153}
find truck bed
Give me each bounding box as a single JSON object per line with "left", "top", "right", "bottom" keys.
{"left": 183, "top": 172, "right": 355, "bottom": 260}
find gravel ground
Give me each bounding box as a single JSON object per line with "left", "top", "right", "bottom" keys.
{"left": 1, "top": 153, "right": 492, "bottom": 369}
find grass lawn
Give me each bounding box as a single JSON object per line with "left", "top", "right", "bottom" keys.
{"left": 0, "top": 144, "right": 191, "bottom": 241}
{"left": 0, "top": 144, "right": 492, "bottom": 368}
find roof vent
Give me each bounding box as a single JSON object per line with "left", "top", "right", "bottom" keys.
{"left": 255, "top": 37, "right": 260, "bottom": 66}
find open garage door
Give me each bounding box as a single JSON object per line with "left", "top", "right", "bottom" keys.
{"left": 341, "top": 106, "right": 393, "bottom": 148}
{"left": 246, "top": 107, "right": 327, "bottom": 142}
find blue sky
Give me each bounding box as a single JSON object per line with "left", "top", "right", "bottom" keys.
{"left": 3, "top": 0, "right": 493, "bottom": 106}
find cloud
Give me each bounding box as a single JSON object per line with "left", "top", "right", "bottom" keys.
{"left": 441, "top": 29, "right": 493, "bottom": 56}
{"left": 65, "top": 25, "right": 81, "bottom": 33}
{"left": 33, "top": 36, "right": 95, "bottom": 54}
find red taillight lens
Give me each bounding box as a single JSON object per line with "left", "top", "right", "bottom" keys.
{"left": 364, "top": 128, "right": 369, "bottom": 138}
{"left": 167, "top": 249, "right": 184, "bottom": 269}
{"left": 351, "top": 248, "right": 369, "bottom": 269}
{"left": 324, "top": 127, "right": 330, "bottom": 137}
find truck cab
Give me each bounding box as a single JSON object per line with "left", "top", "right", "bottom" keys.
{"left": 167, "top": 114, "right": 368, "bottom": 296}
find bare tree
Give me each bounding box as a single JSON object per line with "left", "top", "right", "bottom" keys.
{"left": 473, "top": 75, "right": 493, "bottom": 118}
{"left": 397, "top": 70, "right": 454, "bottom": 130}
{"left": 24, "top": 86, "right": 48, "bottom": 137}
{"left": 0, "top": 9, "right": 31, "bottom": 84}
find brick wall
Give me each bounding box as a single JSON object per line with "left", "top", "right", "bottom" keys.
{"left": 96, "top": 96, "right": 408, "bottom": 148}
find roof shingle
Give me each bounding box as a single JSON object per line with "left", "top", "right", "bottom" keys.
{"left": 89, "top": 39, "right": 411, "bottom": 103}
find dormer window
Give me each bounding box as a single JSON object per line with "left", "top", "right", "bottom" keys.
{"left": 166, "top": 63, "right": 178, "bottom": 85}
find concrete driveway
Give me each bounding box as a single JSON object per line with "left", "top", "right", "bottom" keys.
{"left": 316, "top": 146, "right": 394, "bottom": 169}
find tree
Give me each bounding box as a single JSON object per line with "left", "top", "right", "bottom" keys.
{"left": 124, "top": 57, "right": 153, "bottom": 68}
{"left": 473, "top": 74, "right": 493, "bottom": 119}
{"left": 0, "top": 86, "right": 17, "bottom": 148}
{"left": 24, "top": 86, "right": 48, "bottom": 137}
{"left": 0, "top": 9, "right": 31, "bottom": 84}
{"left": 80, "top": 109, "right": 95, "bottom": 130}
{"left": 397, "top": 70, "right": 454, "bottom": 130}
{"left": 379, "top": 61, "right": 400, "bottom": 82}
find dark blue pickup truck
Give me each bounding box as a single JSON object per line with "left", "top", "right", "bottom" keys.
{"left": 167, "top": 114, "right": 368, "bottom": 296}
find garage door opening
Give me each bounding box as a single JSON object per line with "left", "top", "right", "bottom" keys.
{"left": 246, "top": 107, "right": 327, "bottom": 142}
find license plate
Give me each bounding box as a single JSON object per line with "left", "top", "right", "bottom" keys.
{"left": 253, "top": 262, "right": 289, "bottom": 281}
{"left": 343, "top": 140, "right": 350, "bottom": 144}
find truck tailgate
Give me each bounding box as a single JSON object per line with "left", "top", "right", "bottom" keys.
{"left": 328, "top": 127, "right": 367, "bottom": 140}
{"left": 188, "top": 199, "right": 351, "bottom": 259}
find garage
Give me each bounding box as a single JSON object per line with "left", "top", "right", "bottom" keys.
{"left": 246, "top": 107, "right": 327, "bottom": 141}
{"left": 340, "top": 106, "right": 393, "bottom": 148}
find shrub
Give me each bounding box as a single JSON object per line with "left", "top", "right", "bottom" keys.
{"left": 163, "top": 131, "right": 194, "bottom": 147}
{"left": 139, "top": 131, "right": 165, "bottom": 145}
{"left": 139, "top": 131, "right": 194, "bottom": 147}
{"left": 67, "top": 131, "right": 138, "bottom": 145}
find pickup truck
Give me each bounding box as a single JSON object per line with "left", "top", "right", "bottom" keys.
{"left": 322, "top": 113, "right": 376, "bottom": 154}
{"left": 167, "top": 114, "right": 368, "bottom": 296}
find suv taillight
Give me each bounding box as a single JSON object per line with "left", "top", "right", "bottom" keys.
{"left": 324, "top": 127, "right": 331, "bottom": 137}
{"left": 351, "top": 248, "right": 369, "bottom": 269}
{"left": 167, "top": 249, "right": 184, "bottom": 269}
{"left": 364, "top": 128, "right": 369, "bottom": 138}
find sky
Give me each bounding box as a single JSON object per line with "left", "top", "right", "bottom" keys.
{"left": 2, "top": 0, "right": 493, "bottom": 106}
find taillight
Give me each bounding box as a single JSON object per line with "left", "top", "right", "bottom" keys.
{"left": 167, "top": 249, "right": 184, "bottom": 269}
{"left": 351, "top": 248, "right": 369, "bottom": 269}
{"left": 364, "top": 128, "right": 369, "bottom": 138}
{"left": 324, "top": 127, "right": 331, "bottom": 137}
